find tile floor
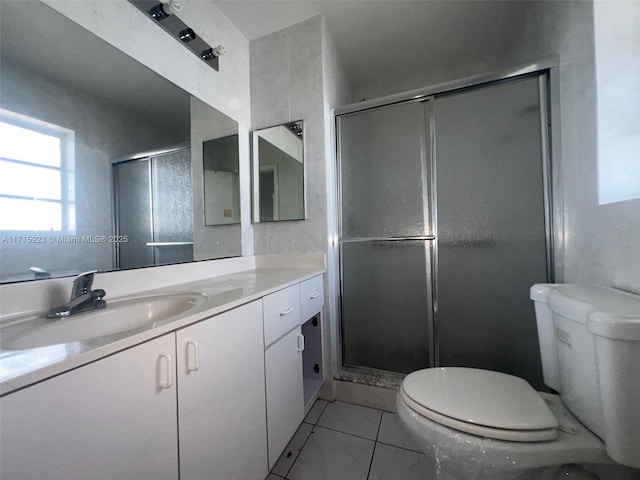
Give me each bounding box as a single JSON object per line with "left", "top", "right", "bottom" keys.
{"left": 267, "top": 399, "right": 433, "bottom": 480}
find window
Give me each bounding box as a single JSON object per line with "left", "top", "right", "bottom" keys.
{"left": 0, "top": 110, "right": 74, "bottom": 232}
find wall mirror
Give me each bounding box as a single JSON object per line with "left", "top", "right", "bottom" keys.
{"left": 0, "top": 0, "right": 241, "bottom": 283}
{"left": 252, "top": 121, "right": 305, "bottom": 222}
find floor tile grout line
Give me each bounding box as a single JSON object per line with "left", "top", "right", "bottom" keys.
{"left": 283, "top": 400, "right": 329, "bottom": 479}
{"left": 366, "top": 412, "right": 385, "bottom": 480}
{"left": 283, "top": 422, "right": 316, "bottom": 479}
{"left": 311, "top": 423, "right": 379, "bottom": 443}
{"left": 332, "top": 399, "right": 389, "bottom": 415}
{"left": 365, "top": 441, "right": 378, "bottom": 480}
{"left": 374, "top": 411, "right": 383, "bottom": 442}
{"left": 315, "top": 399, "right": 330, "bottom": 425}
{"left": 375, "top": 439, "right": 424, "bottom": 455}
{"left": 276, "top": 399, "right": 422, "bottom": 479}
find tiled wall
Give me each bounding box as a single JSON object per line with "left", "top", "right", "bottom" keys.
{"left": 250, "top": 16, "right": 328, "bottom": 255}
{"left": 510, "top": 1, "right": 640, "bottom": 293}
{"left": 250, "top": 16, "right": 353, "bottom": 397}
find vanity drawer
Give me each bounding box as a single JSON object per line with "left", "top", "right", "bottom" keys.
{"left": 299, "top": 275, "right": 324, "bottom": 320}
{"left": 263, "top": 284, "right": 301, "bottom": 347}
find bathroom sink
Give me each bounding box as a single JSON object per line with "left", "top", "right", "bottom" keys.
{"left": 0, "top": 293, "right": 207, "bottom": 351}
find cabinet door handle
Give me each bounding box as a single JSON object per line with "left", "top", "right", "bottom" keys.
{"left": 280, "top": 307, "right": 294, "bottom": 316}
{"left": 186, "top": 340, "right": 200, "bottom": 372}
{"left": 309, "top": 293, "right": 320, "bottom": 299}
{"left": 297, "top": 333, "right": 305, "bottom": 352}
{"left": 158, "top": 353, "right": 173, "bottom": 389}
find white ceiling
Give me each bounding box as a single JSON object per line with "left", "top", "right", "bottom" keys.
{"left": 215, "top": 1, "right": 533, "bottom": 87}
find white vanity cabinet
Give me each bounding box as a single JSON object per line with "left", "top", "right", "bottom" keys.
{"left": 0, "top": 334, "right": 179, "bottom": 480}
{"left": 0, "top": 271, "right": 325, "bottom": 480}
{"left": 176, "top": 300, "right": 268, "bottom": 480}
{"left": 263, "top": 284, "right": 304, "bottom": 469}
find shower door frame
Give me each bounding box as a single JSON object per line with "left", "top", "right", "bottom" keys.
{"left": 336, "top": 97, "right": 437, "bottom": 375}
{"left": 333, "top": 58, "right": 560, "bottom": 377}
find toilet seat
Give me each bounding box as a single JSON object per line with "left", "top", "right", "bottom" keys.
{"left": 400, "top": 368, "right": 559, "bottom": 442}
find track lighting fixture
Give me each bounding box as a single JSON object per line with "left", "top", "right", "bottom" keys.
{"left": 128, "top": 0, "right": 222, "bottom": 71}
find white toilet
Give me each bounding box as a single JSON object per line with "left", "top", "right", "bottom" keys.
{"left": 396, "top": 284, "right": 640, "bottom": 480}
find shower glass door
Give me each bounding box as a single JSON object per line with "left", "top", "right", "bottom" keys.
{"left": 336, "top": 73, "right": 551, "bottom": 384}
{"left": 433, "top": 76, "right": 549, "bottom": 389}
{"left": 338, "top": 101, "right": 434, "bottom": 373}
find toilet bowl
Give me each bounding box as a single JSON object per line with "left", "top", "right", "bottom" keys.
{"left": 396, "top": 368, "right": 613, "bottom": 480}
{"left": 397, "top": 285, "right": 640, "bottom": 480}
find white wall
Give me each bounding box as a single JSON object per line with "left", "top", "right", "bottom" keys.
{"left": 250, "top": 16, "right": 327, "bottom": 254}
{"left": 250, "top": 15, "right": 353, "bottom": 398}
{"left": 510, "top": 0, "right": 640, "bottom": 293}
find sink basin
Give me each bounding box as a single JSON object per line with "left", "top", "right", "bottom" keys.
{"left": 0, "top": 293, "right": 207, "bottom": 351}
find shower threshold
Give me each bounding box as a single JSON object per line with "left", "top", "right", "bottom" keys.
{"left": 335, "top": 365, "right": 406, "bottom": 390}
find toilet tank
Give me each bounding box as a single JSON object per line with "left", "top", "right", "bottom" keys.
{"left": 530, "top": 284, "right": 640, "bottom": 469}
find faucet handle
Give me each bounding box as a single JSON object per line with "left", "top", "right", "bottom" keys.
{"left": 71, "top": 270, "right": 102, "bottom": 299}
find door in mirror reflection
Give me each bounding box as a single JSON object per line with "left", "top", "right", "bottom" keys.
{"left": 252, "top": 121, "right": 304, "bottom": 222}
{"left": 203, "top": 134, "right": 240, "bottom": 225}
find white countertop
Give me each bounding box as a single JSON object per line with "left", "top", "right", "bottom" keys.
{"left": 0, "top": 266, "right": 324, "bottom": 396}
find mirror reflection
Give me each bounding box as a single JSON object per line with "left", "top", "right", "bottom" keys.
{"left": 0, "top": 1, "right": 241, "bottom": 283}
{"left": 253, "top": 121, "right": 305, "bottom": 222}
{"left": 203, "top": 135, "right": 240, "bottom": 226}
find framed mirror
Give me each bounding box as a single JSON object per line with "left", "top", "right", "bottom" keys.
{"left": 0, "top": 1, "right": 241, "bottom": 283}
{"left": 252, "top": 121, "right": 305, "bottom": 222}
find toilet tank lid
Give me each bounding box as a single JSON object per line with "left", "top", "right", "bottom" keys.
{"left": 530, "top": 283, "right": 556, "bottom": 302}
{"left": 588, "top": 312, "right": 640, "bottom": 340}
{"left": 543, "top": 285, "right": 640, "bottom": 338}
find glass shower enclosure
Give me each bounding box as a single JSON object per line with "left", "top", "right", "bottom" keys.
{"left": 113, "top": 147, "right": 193, "bottom": 270}
{"left": 337, "top": 74, "right": 551, "bottom": 389}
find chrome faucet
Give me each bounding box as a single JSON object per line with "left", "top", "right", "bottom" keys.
{"left": 47, "top": 270, "right": 107, "bottom": 318}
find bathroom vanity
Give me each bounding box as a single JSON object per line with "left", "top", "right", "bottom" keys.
{"left": 0, "top": 263, "right": 325, "bottom": 480}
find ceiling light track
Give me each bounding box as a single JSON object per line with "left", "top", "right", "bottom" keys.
{"left": 128, "top": 0, "right": 224, "bottom": 72}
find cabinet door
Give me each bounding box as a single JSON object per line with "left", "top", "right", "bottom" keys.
{"left": 176, "top": 300, "right": 268, "bottom": 480}
{"left": 0, "top": 334, "right": 178, "bottom": 480}
{"left": 265, "top": 326, "right": 304, "bottom": 469}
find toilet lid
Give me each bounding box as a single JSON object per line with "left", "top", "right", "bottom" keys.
{"left": 401, "top": 368, "right": 559, "bottom": 442}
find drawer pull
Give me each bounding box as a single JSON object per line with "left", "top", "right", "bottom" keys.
{"left": 280, "top": 307, "right": 294, "bottom": 316}
{"left": 158, "top": 353, "right": 173, "bottom": 389}
{"left": 297, "top": 333, "right": 305, "bottom": 352}
{"left": 186, "top": 340, "right": 200, "bottom": 372}
{"left": 309, "top": 293, "right": 320, "bottom": 299}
